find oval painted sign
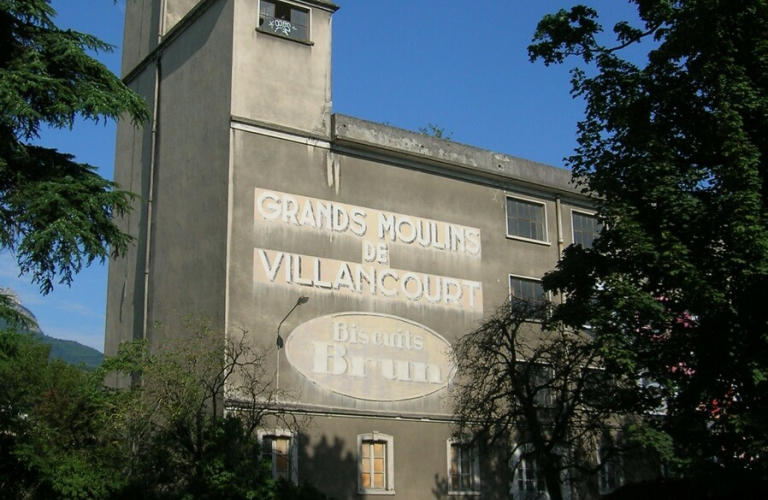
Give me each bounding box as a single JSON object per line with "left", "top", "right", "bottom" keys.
{"left": 285, "top": 312, "right": 454, "bottom": 401}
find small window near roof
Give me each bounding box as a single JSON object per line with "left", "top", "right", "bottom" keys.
{"left": 506, "top": 196, "right": 548, "bottom": 243}
{"left": 259, "top": 0, "right": 309, "bottom": 41}
{"left": 572, "top": 211, "right": 600, "bottom": 248}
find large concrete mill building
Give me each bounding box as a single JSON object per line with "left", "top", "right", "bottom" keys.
{"left": 105, "top": 1, "right": 599, "bottom": 498}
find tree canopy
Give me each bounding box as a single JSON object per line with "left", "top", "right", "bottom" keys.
{"left": 531, "top": 0, "right": 768, "bottom": 473}
{"left": 0, "top": 323, "right": 332, "bottom": 500}
{"left": 0, "top": 0, "right": 148, "bottom": 321}
{"left": 451, "top": 299, "right": 652, "bottom": 499}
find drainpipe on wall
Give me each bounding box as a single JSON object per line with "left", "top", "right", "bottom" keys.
{"left": 142, "top": 2, "right": 166, "bottom": 340}
{"left": 556, "top": 197, "right": 564, "bottom": 259}
{"left": 555, "top": 197, "right": 565, "bottom": 303}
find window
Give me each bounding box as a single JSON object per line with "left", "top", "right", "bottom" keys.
{"left": 597, "top": 449, "right": 623, "bottom": 495}
{"left": 509, "top": 275, "right": 547, "bottom": 312}
{"left": 259, "top": 0, "right": 309, "bottom": 41}
{"left": 447, "top": 441, "right": 480, "bottom": 494}
{"left": 258, "top": 430, "right": 297, "bottom": 482}
{"left": 527, "top": 364, "right": 555, "bottom": 408}
{"left": 506, "top": 196, "right": 548, "bottom": 242}
{"left": 510, "top": 446, "right": 548, "bottom": 500}
{"left": 571, "top": 211, "right": 600, "bottom": 247}
{"left": 358, "top": 433, "right": 394, "bottom": 494}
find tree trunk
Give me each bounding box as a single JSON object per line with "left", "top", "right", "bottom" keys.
{"left": 543, "top": 456, "right": 564, "bottom": 500}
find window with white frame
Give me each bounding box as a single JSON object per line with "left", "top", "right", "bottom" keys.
{"left": 447, "top": 440, "right": 480, "bottom": 494}
{"left": 506, "top": 196, "right": 548, "bottom": 243}
{"left": 258, "top": 0, "right": 310, "bottom": 41}
{"left": 358, "top": 433, "right": 394, "bottom": 494}
{"left": 571, "top": 211, "right": 600, "bottom": 248}
{"left": 509, "top": 275, "right": 547, "bottom": 311}
{"left": 510, "top": 445, "right": 548, "bottom": 500}
{"left": 597, "top": 448, "right": 623, "bottom": 495}
{"left": 258, "top": 429, "right": 297, "bottom": 482}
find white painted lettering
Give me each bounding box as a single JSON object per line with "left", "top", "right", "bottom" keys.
{"left": 313, "top": 259, "right": 332, "bottom": 288}
{"left": 378, "top": 212, "right": 396, "bottom": 241}
{"left": 379, "top": 270, "right": 399, "bottom": 298}
{"left": 402, "top": 272, "right": 424, "bottom": 301}
{"left": 350, "top": 208, "right": 367, "bottom": 237}
{"left": 258, "top": 249, "right": 284, "bottom": 282}
{"left": 362, "top": 241, "right": 377, "bottom": 262}
{"left": 282, "top": 195, "right": 300, "bottom": 225}
{"left": 312, "top": 341, "right": 347, "bottom": 375}
{"left": 256, "top": 191, "right": 281, "bottom": 220}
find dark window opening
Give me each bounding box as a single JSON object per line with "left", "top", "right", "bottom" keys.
{"left": 259, "top": 0, "right": 309, "bottom": 41}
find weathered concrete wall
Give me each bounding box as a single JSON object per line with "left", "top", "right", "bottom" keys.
{"left": 104, "top": 67, "right": 157, "bottom": 363}
{"left": 226, "top": 118, "right": 591, "bottom": 421}
{"left": 230, "top": 0, "right": 337, "bottom": 136}
{"left": 164, "top": 0, "right": 206, "bottom": 33}
{"left": 121, "top": 0, "right": 160, "bottom": 76}
{"left": 143, "top": 0, "right": 234, "bottom": 343}
{"left": 296, "top": 415, "right": 510, "bottom": 500}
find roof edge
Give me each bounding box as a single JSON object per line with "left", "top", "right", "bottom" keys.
{"left": 331, "top": 114, "right": 580, "bottom": 196}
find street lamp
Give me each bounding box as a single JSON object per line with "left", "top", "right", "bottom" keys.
{"left": 275, "top": 296, "right": 309, "bottom": 403}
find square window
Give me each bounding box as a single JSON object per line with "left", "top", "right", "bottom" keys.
{"left": 259, "top": 0, "right": 309, "bottom": 41}
{"left": 572, "top": 211, "right": 600, "bottom": 248}
{"left": 506, "top": 196, "right": 547, "bottom": 242}
{"left": 259, "top": 430, "right": 297, "bottom": 482}
{"left": 509, "top": 275, "right": 547, "bottom": 314}
{"left": 358, "top": 433, "right": 394, "bottom": 494}
{"left": 448, "top": 441, "right": 480, "bottom": 493}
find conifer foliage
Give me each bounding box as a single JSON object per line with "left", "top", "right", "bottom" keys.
{"left": 0, "top": 0, "right": 148, "bottom": 314}
{"left": 531, "top": 0, "right": 768, "bottom": 472}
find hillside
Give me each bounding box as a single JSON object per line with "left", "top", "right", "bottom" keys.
{"left": 0, "top": 288, "right": 103, "bottom": 370}
{"left": 35, "top": 333, "right": 103, "bottom": 370}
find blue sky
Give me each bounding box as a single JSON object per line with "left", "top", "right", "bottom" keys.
{"left": 4, "top": 0, "right": 643, "bottom": 351}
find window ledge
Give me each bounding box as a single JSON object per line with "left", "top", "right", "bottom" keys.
{"left": 505, "top": 234, "right": 551, "bottom": 246}
{"left": 358, "top": 490, "right": 396, "bottom": 496}
{"left": 255, "top": 27, "right": 314, "bottom": 46}
{"left": 448, "top": 491, "right": 481, "bottom": 496}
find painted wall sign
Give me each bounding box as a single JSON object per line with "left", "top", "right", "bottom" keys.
{"left": 254, "top": 248, "right": 481, "bottom": 310}
{"left": 285, "top": 312, "right": 454, "bottom": 401}
{"left": 254, "top": 188, "right": 482, "bottom": 257}
{"left": 253, "top": 188, "right": 484, "bottom": 312}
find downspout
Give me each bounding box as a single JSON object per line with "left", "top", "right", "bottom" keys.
{"left": 556, "top": 197, "right": 564, "bottom": 259}
{"left": 555, "top": 197, "right": 565, "bottom": 304}
{"left": 141, "top": 2, "right": 166, "bottom": 340}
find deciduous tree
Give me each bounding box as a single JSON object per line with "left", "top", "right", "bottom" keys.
{"left": 0, "top": 329, "right": 128, "bottom": 499}
{"left": 530, "top": 0, "right": 768, "bottom": 473}
{"left": 451, "top": 299, "right": 644, "bottom": 499}
{"left": 103, "top": 318, "right": 310, "bottom": 500}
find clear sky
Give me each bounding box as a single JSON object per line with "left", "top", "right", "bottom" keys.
{"left": 2, "top": 0, "right": 642, "bottom": 351}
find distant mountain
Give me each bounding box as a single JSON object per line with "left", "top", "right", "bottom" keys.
{"left": 0, "top": 287, "right": 103, "bottom": 370}
{"left": 37, "top": 333, "right": 103, "bottom": 371}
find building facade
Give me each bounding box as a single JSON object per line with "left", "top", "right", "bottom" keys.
{"left": 105, "top": 1, "right": 598, "bottom": 498}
